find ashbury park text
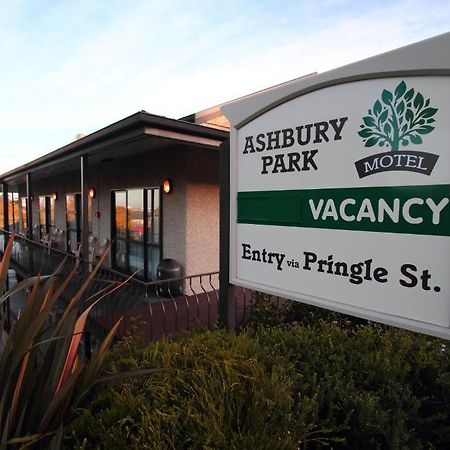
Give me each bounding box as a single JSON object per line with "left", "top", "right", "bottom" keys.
{"left": 242, "top": 117, "right": 347, "bottom": 174}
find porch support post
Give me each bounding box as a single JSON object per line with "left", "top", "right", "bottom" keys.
{"left": 218, "top": 140, "right": 236, "bottom": 331}
{"left": 2, "top": 183, "right": 9, "bottom": 233}
{"left": 26, "top": 173, "right": 33, "bottom": 239}
{"left": 80, "top": 155, "right": 89, "bottom": 267}
{"left": 1, "top": 183, "right": 10, "bottom": 320}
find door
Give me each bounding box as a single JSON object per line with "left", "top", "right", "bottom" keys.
{"left": 38, "top": 196, "right": 55, "bottom": 238}
{"left": 112, "top": 188, "right": 161, "bottom": 280}
{"left": 66, "top": 193, "right": 81, "bottom": 251}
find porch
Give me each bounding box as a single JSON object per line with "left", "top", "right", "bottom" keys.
{"left": 0, "top": 111, "right": 255, "bottom": 351}
{"left": 0, "top": 230, "right": 255, "bottom": 347}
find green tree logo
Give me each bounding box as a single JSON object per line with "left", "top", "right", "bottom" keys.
{"left": 358, "top": 81, "right": 438, "bottom": 151}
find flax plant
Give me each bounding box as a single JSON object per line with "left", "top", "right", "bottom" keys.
{"left": 0, "top": 235, "right": 123, "bottom": 449}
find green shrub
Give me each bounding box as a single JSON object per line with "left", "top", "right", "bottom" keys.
{"left": 66, "top": 324, "right": 450, "bottom": 449}
{"left": 245, "top": 292, "right": 371, "bottom": 330}
{"left": 254, "top": 324, "right": 450, "bottom": 449}
{"left": 66, "top": 331, "right": 297, "bottom": 449}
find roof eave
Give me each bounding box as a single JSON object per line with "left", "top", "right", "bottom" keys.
{"left": 0, "top": 111, "right": 229, "bottom": 182}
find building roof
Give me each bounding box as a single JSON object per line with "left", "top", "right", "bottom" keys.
{"left": 0, "top": 110, "right": 229, "bottom": 182}
{"left": 180, "top": 73, "right": 317, "bottom": 131}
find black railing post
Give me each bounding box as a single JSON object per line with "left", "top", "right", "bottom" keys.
{"left": 219, "top": 140, "right": 236, "bottom": 331}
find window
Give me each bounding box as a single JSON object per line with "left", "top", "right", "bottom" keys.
{"left": 39, "top": 195, "right": 55, "bottom": 237}
{"left": 0, "top": 193, "right": 3, "bottom": 229}
{"left": 66, "top": 193, "right": 81, "bottom": 251}
{"left": 20, "top": 197, "right": 28, "bottom": 233}
{"left": 39, "top": 197, "right": 46, "bottom": 236}
{"left": 8, "top": 192, "right": 19, "bottom": 231}
{"left": 0, "top": 193, "right": 26, "bottom": 232}
{"left": 112, "top": 188, "right": 161, "bottom": 280}
{"left": 147, "top": 188, "right": 160, "bottom": 280}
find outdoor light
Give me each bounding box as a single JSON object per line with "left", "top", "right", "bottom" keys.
{"left": 51, "top": 192, "right": 57, "bottom": 201}
{"left": 162, "top": 179, "right": 172, "bottom": 194}
{"left": 89, "top": 188, "right": 96, "bottom": 198}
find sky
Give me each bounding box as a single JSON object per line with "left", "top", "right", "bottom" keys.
{"left": 0, "top": 0, "right": 449, "bottom": 173}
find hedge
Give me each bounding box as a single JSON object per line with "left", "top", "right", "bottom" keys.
{"left": 65, "top": 320, "right": 450, "bottom": 449}
{"left": 66, "top": 331, "right": 296, "bottom": 449}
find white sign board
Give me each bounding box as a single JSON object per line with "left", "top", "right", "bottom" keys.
{"left": 222, "top": 34, "right": 450, "bottom": 339}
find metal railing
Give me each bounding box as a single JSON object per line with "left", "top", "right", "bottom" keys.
{"left": 0, "top": 230, "right": 256, "bottom": 346}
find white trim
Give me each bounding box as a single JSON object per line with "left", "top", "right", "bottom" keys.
{"left": 145, "top": 127, "right": 222, "bottom": 147}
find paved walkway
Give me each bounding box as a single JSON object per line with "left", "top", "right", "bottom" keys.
{"left": 94, "top": 288, "right": 253, "bottom": 341}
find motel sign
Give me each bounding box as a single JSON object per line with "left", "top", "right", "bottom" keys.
{"left": 222, "top": 32, "right": 450, "bottom": 339}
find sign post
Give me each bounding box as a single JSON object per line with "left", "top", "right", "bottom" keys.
{"left": 219, "top": 140, "right": 236, "bottom": 331}
{"left": 221, "top": 32, "right": 450, "bottom": 339}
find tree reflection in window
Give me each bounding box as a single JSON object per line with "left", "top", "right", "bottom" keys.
{"left": 8, "top": 192, "right": 19, "bottom": 231}
{"left": 112, "top": 188, "right": 160, "bottom": 280}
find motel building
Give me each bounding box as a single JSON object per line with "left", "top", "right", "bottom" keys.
{"left": 4, "top": 32, "right": 447, "bottom": 345}
{"left": 0, "top": 108, "right": 229, "bottom": 277}
{"left": 0, "top": 106, "right": 231, "bottom": 341}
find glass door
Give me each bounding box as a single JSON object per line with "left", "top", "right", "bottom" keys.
{"left": 20, "top": 197, "right": 28, "bottom": 235}
{"left": 8, "top": 193, "right": 19, "bottom": 231}
{"left": 146, "top": 189, "right": 160, "bottom": 280}
{"left": 128, "top": 189, "right": 145, "bottom": 275}
{"left": 0, "top": 193, "right": 3, "bottom": 229}
{"left": 38, "top": 196, "right": 55, "bottom": 238}
{"left": 66, "top": 193, "right": 81, "bottom": 252}
{"left": 112, "top": 188, "right": 160, "bottom": 280}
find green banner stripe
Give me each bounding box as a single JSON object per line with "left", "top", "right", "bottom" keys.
{"left": 237, "top": 184, "right": 450, "bottom": 237}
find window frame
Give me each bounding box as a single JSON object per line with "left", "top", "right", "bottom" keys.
{"left": 38, "top": 195, "right": 55, "bottom": 238}
{"left": 8, "top": 192, "right": 19, "bottom": 231}
{"left": 111, "top": 187, "right": 162, "bottom": 280}
{"left": 20, "top": 197, "right": 28, "bottom": 233}
{"left": 65, "top": 193, "right": 81, "bottom": 251}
